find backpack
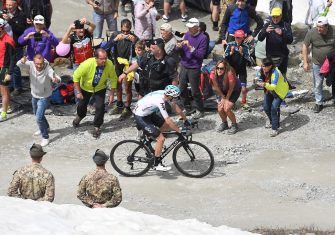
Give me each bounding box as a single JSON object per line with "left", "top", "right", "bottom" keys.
{"left": 51, "top": 81, "right": 75, "bottom": 105}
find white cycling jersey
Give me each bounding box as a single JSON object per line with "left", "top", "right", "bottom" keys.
{"left": 133, "top": 90, "right": 169, "bottom": 119}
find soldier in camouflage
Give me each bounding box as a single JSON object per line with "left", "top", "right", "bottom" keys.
{"left": 7, "top": 143, "right": 55, "bottom": 202}
{"left": 77, "top": 149, "right": 122, "bottom": 208}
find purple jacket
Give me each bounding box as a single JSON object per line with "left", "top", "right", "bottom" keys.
{"left": 18, "top": 26, "right": 59, "bottom": 62}
{"left": 177, "top": 31, "right": 208, "bottom": 69}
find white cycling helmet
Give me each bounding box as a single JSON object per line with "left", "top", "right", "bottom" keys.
{"left": 164, "top": 85, "right": 181, "bottom": 98}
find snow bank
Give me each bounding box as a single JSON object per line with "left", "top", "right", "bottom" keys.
{"left": 256, "top": 0, "right": 335, "bottom": 25}
{"left": 0, "top": 197, "right": 257, "bottom": 235}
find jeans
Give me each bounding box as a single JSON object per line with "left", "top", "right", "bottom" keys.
{"left": 179, "top": 65, "right": 204, "bottom": 112}
{"left": 93, "top": 12, "right": 117, "bottom": 38}
{"left": 312, "top": 64, "right": 324, "bottom": 105}
{"left": 10, "top": 47, "right": 24, "bottom": 90}
{"left": 263, "top": 92, "right": 282, "bottom": 131}
{"left": 32, "top": 96, "right": 51, "bottom": 139}
{"left": 77, "top": 89, "right": 106, "bottom": 128}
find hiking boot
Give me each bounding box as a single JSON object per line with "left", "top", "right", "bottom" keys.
{"left": 119, "top": 107, "right": 132, "bottom": 121}
{"left": 181, "top": 14, "right": 188, "bottom": 22}
{"left": 227, "top": 123, "right": 238, "bottom": 135}
{"left": 313, "top": 104, "right": 323, "bottom": 113}
{"left": 92, "top": 127, "right": 102, "bottom": 138}
{"left": 192, "top": 110, "right": 204, "bottom": 119}
{"left": 162, "top": 15, "right": 169, "bottom": 23}
{"left": 40, "top": 138, "right": 49, "bottom": 147}
{"left": 216, "top": 122, "right": 229, "bottom": 132}
{"left": 270, "top": 129, "right": 279, "bottom": 137}
{"left": 241, "top": 103, "right": 251, "bottom": 111}
{"left": 109, "top": 105, "right": 123, "bottom": 115}
{"left": 265, "top": 120, "right": 271, "bottom": 129}
{"left": 124, "top": 3, "right": 132, "bottom": 12}
{"left": 72, "top": 115, "right": 82, "bottom": 128}
{"left": 154, "top": 163, "right": 171, "bottom": 172}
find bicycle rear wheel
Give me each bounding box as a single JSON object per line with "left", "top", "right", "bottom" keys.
{"left": 110, "top": 140, "right": 152, "bottom": 177}
{"left": 173, "top": 140, "right": 214, "bottom": 178}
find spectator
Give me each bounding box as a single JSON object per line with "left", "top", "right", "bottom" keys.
{"left": 17, "top": 54, "right": 61, "bottom": 146}
{"left": 224, "top": 29, "right": 251, "bottom": 109}
{"left": 120, "top": 38, "right": 178, "bottom": 97}
{"left": 160, "top": 23, "right": 179, "bottom": 65}
{"left": 305, "top": 0, "right": 333, "bottom": 28}
{"left": 8, "top": 143, "right": 55, "bottom": 202}
{"left": 255, "top": 57, "right": 289, "bottom": 137}
{"left": 302, "top": 16, "right": 335, "bottom": 113}
{"left": 3, "top": 0, "right": 27, "bottom": 96}
{"left": 258, "top": 7, "right": 294, "bottom": 90}
{"left": 269, "top": 0, "right": 292, "bottom": 24}
{"left": 219, "top": 0, "right": 263, "bottom": 46}
{"left": 105, "top": 19, "right": 138, "bottom": 121}
{"left": 61, "top": 18, "right": 95, "bottom": 71}
{"left": 211, "top": 60, "right": 241, "bottom": 134}
{"left": 199, "top": 21, "right": 216, "bottom": 58}
{"left": 0, "top": 18, "right": 15, "bottom": 122}
{"left": 134, "top": 0, "right": 159, "bottom": 40}
{"left": 21, "top": 0, "right": 52, "bottom": 28}
{"left": 162, "top": 0, "right": 187, "bottom": 23}
{"left": 18, "top": 15, "right": 59, "bottom": 62}
{"left": 176, "top": 18, "right": 208, "bottom": 119}
{"left": 86, "top": 0, "right": 119, "bottom": 38}
{"left": 133, "top": 40, "right": 146, "bottom": 97}
{"left": 77, "top": 149, "right": 122, "bottom": 208}
{"left": 72, "top": 48, "right": 117, "bottom": 138}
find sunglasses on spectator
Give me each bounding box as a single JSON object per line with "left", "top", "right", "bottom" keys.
{"left": 122, "top": 30, "right": 130, "bottom": 34}
{"left": 216, "top": 67, "right": 225, "bottom": 71}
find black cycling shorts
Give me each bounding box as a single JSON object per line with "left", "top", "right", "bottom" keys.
{"left": 237, "top": 73, "right": 247, "bottom": 87}
{"left": 212, "top": 0, "right": 221, "bottom": 6}
{"left": 0, "top": 68, "right": 10, "bottom": 86}
{"left": 134, "top": 113, "right": 165, "bottom": 138}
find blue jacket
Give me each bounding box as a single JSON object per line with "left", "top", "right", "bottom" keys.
{"left": 220, "top": 4, "right": 263, "bottom": 40}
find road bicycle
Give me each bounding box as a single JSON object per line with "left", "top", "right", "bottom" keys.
{"left": 110, "top": 122, "right": 214, "bottom": 178}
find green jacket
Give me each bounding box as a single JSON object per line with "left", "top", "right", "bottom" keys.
{"left": 73, "top": 57, "right": 117, "bottom": 92}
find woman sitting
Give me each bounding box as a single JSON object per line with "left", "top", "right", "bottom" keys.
{"left": 255, "top": 57, "right": 289, "bottom": 137}
{"left": 210, "top": 60, "right": 241, "bottom": 135}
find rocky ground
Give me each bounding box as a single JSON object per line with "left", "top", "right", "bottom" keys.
{"left": 1, "top": 0, "right": 335, "bottom": 233}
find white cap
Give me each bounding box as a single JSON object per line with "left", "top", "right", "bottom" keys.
{"left": 186, "top": 18, "right": 200, "bottom": 28}
{"left": 33, "top": 15, "right": 45, "bottom": 24}
{"left": 316, "top": 16, "right": 328, "bottom": 26}
{"left": 160, "top": 23, "right": 172, "bottom": 32}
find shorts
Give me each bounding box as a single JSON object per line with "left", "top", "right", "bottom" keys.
{"left": 217, "top": 88, "right": 241, "bottom": 104}
{"left": 134, "top": 113, "right": 165, "bottom": 138}
{"left": 164, "top": 0, "right": 174, "bottom": 4}
{"left": 212, "top": 0, "right": 221, "bottom": 6}
{"left": 237, "top": 73, "right": 247, "bottom": 87}
{"left": 0, "top": 68, "right": 10, "bottom": 86}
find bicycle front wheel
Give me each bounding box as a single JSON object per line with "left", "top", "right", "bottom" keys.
{"left": 110, "top": 140, "right": 152, "bottom": 177}
{"left": 173, "top": 140, "right": 214, "bottom": 178}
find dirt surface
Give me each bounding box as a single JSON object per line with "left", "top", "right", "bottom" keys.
{"left": 1, "top": 0, "right": 335, "bottom": 232}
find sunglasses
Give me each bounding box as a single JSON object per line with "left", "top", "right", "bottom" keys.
{"left": 122, "top": 30, "right": 130, "bottom": 34}
{"left": 216, "top": 67, "right": 225, "bottom": 71}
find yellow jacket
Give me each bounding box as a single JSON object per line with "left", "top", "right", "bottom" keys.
{"left": 264, "top": 67, "right": 289, "bottom": 99}
{"left": 73, "top": 57, "right": 117, "bottom": 92}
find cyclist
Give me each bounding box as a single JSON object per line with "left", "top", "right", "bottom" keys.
{"left": 133, "top": 85, "right": 190, "bottom": 172}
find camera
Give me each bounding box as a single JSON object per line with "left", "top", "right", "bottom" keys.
{"left": 174, "top": 31, "right": 185, "bottom": 38}
{"left": 74, "top": 20, "right": 84, "bottom": 29}
{"left": 34, "top": 32, "right": 43, "bottom": 41}
{"left": 94, "top": 1, "right": 101, "bottom": 6}
{"left": 0, "top": 9, "right": 8, "bottom": 15}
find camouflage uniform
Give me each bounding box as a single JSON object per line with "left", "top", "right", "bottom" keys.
{"left": 7, "top": 163, "right": 55, "bottom": 202}
{"left": 77, "top": 168, "right": 122, "bottom": 208}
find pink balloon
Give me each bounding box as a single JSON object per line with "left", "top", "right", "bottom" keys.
{"left": 56, "top": 42, "right": 70, "bottom": 57}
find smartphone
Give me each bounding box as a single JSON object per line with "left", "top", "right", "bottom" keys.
{"left": 174, "top": 31, "right": 185, "bottom": 38}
